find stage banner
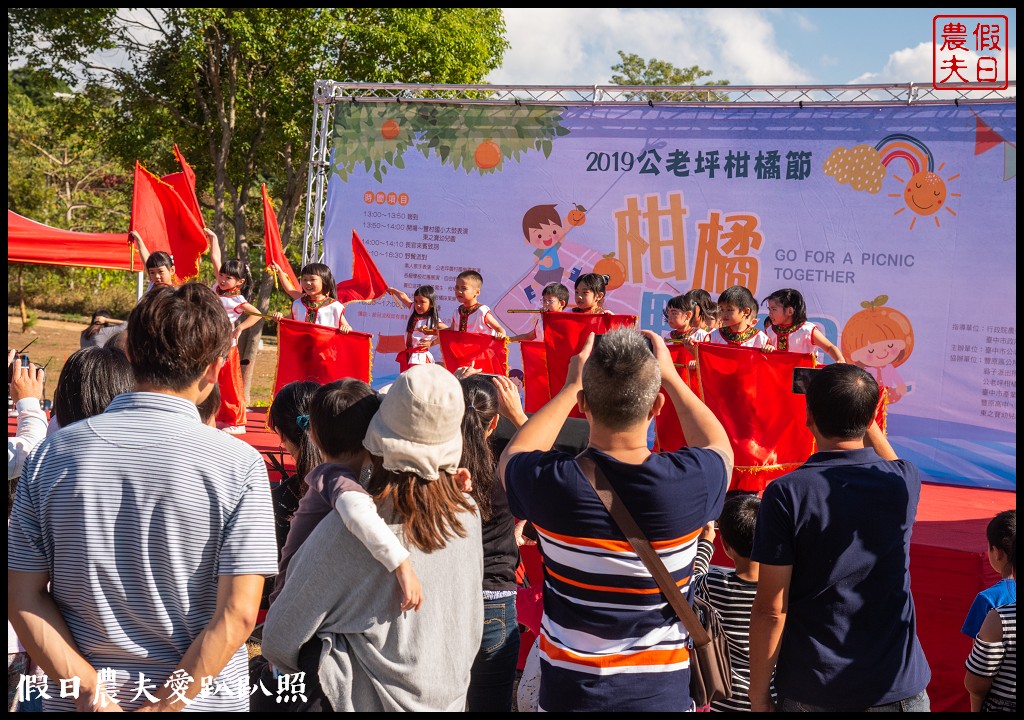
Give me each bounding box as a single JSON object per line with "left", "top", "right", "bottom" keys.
{"left": 697, "top": 344, "right": 816, "bottom": 494}
{"left": 320, "top": 102, "right": 1016, "bottom": 490}
{"left": 274, "top": 319, "right": 372, "bottom": 394}
{"left": 438, "top": 329, "right": 509, "bottom": 376}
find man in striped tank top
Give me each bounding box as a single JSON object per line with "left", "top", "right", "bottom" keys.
{"left": 499, "top": 327, "right": 733, "bottom": 711}
{"left": 8, "top": 284, "right": 278, "bottom": 712}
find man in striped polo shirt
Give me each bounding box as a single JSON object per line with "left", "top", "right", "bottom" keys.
{"left": 499, "top": 328, "right": 733, "bottom": 711}
{"left": 9, "top": 284, "right": 278, "bottom": 712}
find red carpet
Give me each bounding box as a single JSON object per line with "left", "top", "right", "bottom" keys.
{"left": 10, "top": 409, "right": 1014, "bottom": 711}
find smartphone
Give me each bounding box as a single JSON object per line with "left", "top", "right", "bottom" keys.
{"left": 473, "top": 373, "right": 505, "bottom": 380}
{"left": 7, "top": 353, "right": 30, "bottom": 384}
{"left": 792, "top": 366, "right": 821, "bottom": 394}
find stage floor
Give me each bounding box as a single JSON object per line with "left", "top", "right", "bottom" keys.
{"left": 10, "top": 407, "right": 1015, "bottom": 711}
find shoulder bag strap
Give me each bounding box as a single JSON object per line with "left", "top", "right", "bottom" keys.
{"left": 576, "top": 450, "right": 711, "bottom": 647}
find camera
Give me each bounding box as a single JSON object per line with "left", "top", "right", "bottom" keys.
{"left": 792, "top": 366, "right": 821, "bottom": 394}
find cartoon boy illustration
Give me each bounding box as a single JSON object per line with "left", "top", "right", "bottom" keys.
{"left": 522, "top": 204, "right": 568, "bottom": 302}
{"left": 841, "top": 295, "right": 915, "bottom": 403}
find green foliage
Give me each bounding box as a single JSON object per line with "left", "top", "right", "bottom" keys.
{"left": 610, "top": 51, "right": 730, "bottom": 102}
{"left": 332, "top": 104, "right": 569, "bottom": 182}
{"left": 8, "top": 8, "right": 510, "bottom": 319}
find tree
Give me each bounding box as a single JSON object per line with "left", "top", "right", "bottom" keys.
{"left": 610, "top": 51, "right": 729, "bottom": 102}
{"left": 9, "top": 8, "right": 509, "bottom": 396}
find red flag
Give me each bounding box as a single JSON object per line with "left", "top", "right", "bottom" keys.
{"left": 653, "top": 343, "right": 702, "bottom": 452}
{"left": 696, "top": 344, "right": 815, "bottom": 493}
{"left": 542, "top": 312, "right": 637, "bottom": 419}
{"left": 262, "top": 184, "right": 300, "bottom": 289}
{"left": 438, "top": 329, "right": 509, "bottom": 375}
{"left": 520, "top": 341, "right": 550, "bottom": 413}
{"left": 130, "top": 162, "right": 208, "bottom": 280}
{"left": 274, "top": 319, "right": 373, "bottom": 394}
{"left": 215, "top": 345, "right": 246, "bottom": 427}
{"left": 160, "top": 144, "right": 205, "bottom": 228}
{"left": 8, "top": 210, "right": 142, "bottom": 271}
{"left": 336, "top": 230, "right": 389, "bottom": 304}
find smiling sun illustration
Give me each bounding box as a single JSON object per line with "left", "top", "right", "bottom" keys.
{"left": 823, "top": 133, "right": 961, "bottom": 230}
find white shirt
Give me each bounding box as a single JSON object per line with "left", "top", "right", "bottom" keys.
{"left": 450, "top": 303, "right": 498, "bottom": 336}
{"left": 706, "top": 327, "right": 770, "bottom": 349}
{"left": 290, "top": 296, "right": 347, "bottom": 329}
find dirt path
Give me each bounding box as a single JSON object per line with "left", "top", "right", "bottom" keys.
{"left": 7, "top": 315, "right": 279, "bottom": 405}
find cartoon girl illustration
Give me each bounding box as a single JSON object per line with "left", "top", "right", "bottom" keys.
{"left": 841, "top": 295, "right": 915, "bottom": 403}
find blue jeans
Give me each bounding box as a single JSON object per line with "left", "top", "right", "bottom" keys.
{"left": 466, "top": 594, "right": 520, "bottom": 712}
{"left": 778, "top": 688, "right": 930, "bottom": 712}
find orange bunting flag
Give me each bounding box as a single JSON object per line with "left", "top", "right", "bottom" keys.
{"left": 696, "top": 344, "right": 816, "bottom": 493}
{"left": 130, "top": 162, "right": 208, "bottom": 279}
{"left": 274, "top": 319, "right": 373, "bottom": 395}
{"left": 336, "top": 230, "right": 389, "bottom": 304}
{"left": 160, "top": 144, "right": 205, "bottom": 229}
{"left": 262, "top": 184, "right": 299, "bottom": 289}
{"left": 542, "top": 312, "right": 637, "bottom": 419}
{"left": 438, "top": 329, "right": 509, "bottom": 376}
{"left": 652, "top": 342, "right": 702, "bottom": 452}
{"left": 519, "top": 340, "right": 550, "bottom": 413}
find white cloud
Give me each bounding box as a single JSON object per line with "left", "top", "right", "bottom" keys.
{"left": 851, "top": 42, "right": 1017, "bottom": 85}
{"left": 489, "top": 8, "right": 812, "bottom": 87}
{"left": 700, "top": 9, "right": 812, "bottom": 85}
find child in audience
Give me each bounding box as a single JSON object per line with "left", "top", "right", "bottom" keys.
{"left": 511, "top": 282, "right": 570, "bottom": 342}
{"left": 571, "top": 272, "right": 613, "bottom": 314}
{"left": 388, "top": 285, "right": 447, "bottom": 368}
{"left": 762, "top": 288, "right": 845, "bottom": 363}
{"left": 450, "top": 270, "right": 507, "bottom": 338}
{"left": 706, "top": 285, "right": 771, "bottom": 349}
{"left": 271, "top": 261, "right": 352, "bottom": 332}
{"left": 693, "top": 494, "right": 775, "bottom": 712}
{"left": 962, "top": 509, "right": 1016, "bottom": 639}
{"left": 270, "top": 379, "right": 421, "bottom": 611}
{"left": 689, "top": 288, "right": 719, "bottom": 331}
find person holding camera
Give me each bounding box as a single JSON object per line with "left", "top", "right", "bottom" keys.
{"left": 7, "top": 350, "right": 46, "bottom": 483}
{"left": 498, "top": 327, "right": 733, "bottom": 712}
{"left": 748, "top": 363, "right": 931, "bottom": 712}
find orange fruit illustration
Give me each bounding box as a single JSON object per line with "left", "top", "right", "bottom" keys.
{"left": 567, "top": 203, "right": 587, "bottom": 227}
{"left": 381, "top": 119, "right": 400, "bottom": 140}
{"left": 593, "top": 252, "right": 627, "bottom": 291}
{"left": 474, "top": 140, "right": 501, "bottom": 170}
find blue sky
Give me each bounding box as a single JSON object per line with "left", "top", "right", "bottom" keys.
{"left": 486, "top": 8, "right": 1016, "bottom": 87}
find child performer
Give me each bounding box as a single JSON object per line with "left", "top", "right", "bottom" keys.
{"left": 130, "top": 229, "right": 178, "bottom": 291}
{"left": 510, "top": 282, "right": 570, "bottom": 342}
{"left": 388, "top": 285, "right": 448, "bottom": 369}
{"left": 690, "top": 288, "right": 719, "bottom": 331}
{"left": 205, "top": 230, "right": 261, "bottom": 434}
{"left": 706, "top": 285, "right": 771, "bottom": 349}
{"left": 664, "top": 292, "right": 711, "bottom": 370}
{"left": 450, "top": 270, "right": 507, "bottom": 338}
{"left": 762, "top": 288, "right": 845, "bottom": 363}
{"left": 270, "top": 262, "right": 352, "bottom": 333}
{"left": 572, "top": 272, "right": 613, "bottom": 314}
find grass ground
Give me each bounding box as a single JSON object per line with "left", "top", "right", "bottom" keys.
{"left": 7, "top": 312, "right": 280, "bottom": 406}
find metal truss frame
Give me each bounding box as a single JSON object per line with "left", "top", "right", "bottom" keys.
{"left": 303, "top": 80, "right": 1016, "bottom": 262}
